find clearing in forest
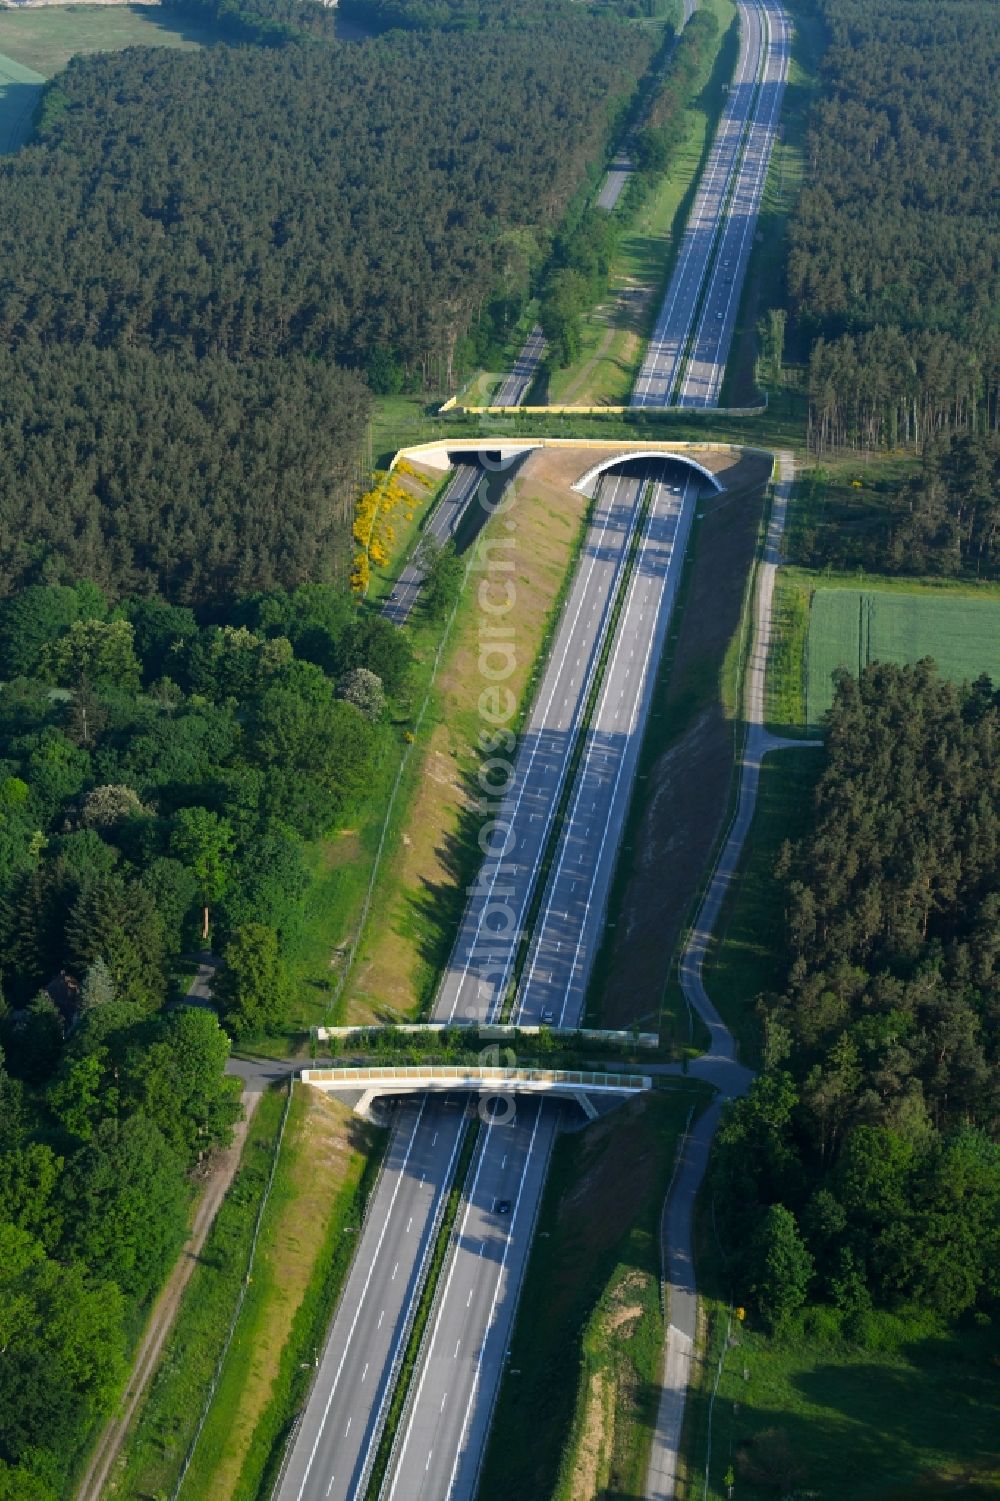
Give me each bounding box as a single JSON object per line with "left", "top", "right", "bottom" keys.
{"left": 806, "top": 587, "right": 1000, "bottom": 727}
{"left": 0, "top": 6, "right": 217, "bottom": 78}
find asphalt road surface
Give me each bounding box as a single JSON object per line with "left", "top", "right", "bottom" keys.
{"left": 434, "top": 466, "right": 651, "bottom": 1027}
{"left": 595, "top": 0, "right": 699, "bottom": 214}
{"left": 597, "top": 151, "right": 633, "bottom": 211}
{"left": 381, "top": 1100, "right": 556, "bottom": 1501}
{"left": 675, "top": 0, "right": 790, "bottom": 406}
{"left": 381, "top": 462, "right": 484, "bottom": 627}
{"left": 631, "top": 0, "right": 766, "bottom": 408}
{"left": 492, "top": 324, "right": 546, "bottom": 407}
{"left": 276, "top": 0, "right": 792, "bottom": 1484}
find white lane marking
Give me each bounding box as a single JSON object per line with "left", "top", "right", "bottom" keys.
{"left": 344, "top": 1418, "right": 352, "bottom": 1436}
{"left": 377, "top": 1309, "right": 384, "bottom": 1330}
{"left": 326, "top": 1479, "right": 335, "bottom": 1497}
{"left": 467, "top": 1289, "right": 473, "bottom": 1306}
{"left": 406, "top": 1217, "right": 413, "bottom": 1233}
{"left": 361, "top": 1362, "right": 369, "bottom": 1382}
{"left": 445, "top": 1106, "right": 545, "bottom": 1498}
{"left": 543, "top": 477, "right": 699, "bottom": 1029}
{"left": 442, "top": 469, "right": 645, "bottom": 1023}
{"left": 291, "top": 1099, "right": 428, "bottom": 1501}
{"left": 384, "top": 1120, "right": 499, "bottom": 1498}
{"left": 392, "top": 1262, "right": 399, "bottom": 1280}
{"left": 632, "top": 0, "right": 765, "bottom": 404}
{"left": 352, "top": 1111, "right": 467, "bottom": 1497}
{"left": 679, "top": 0, "right": 787, "bottom": 406}
{"left": 454, "top": 1339, "right": 462, "bottom": 1358}
{"left": 515, "top": 474, "right": 695, "bottom": 1027}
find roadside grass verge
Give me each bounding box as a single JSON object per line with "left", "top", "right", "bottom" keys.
{"left": 0, "top": 4, "right": 218, "bottom": 79}
{"left": 342, "top": 450, "right": 591, "bottom": 1022}
{"left": 175, "top": 1090, "right": 383, "bottom": 1501}
{"left": 683, "top": 1193, "right": 1000, "bottom": 1500}
{"left": 701, "top": 746, "right": 821, "bottom": 1065}
{"left": 478, "top": 1084, "right": 712, "bottom": 1501}
{"left": 545, "top": 0, "right": 738, "bottom": 409}
{"left": 111, "top": 1088, "right": 289, "bottom": 1499}
{"left": 765, "top": 567, "right": 810, "bottom": 732}
{"left": 113, "top": 1086, "right": 383, "bottom": 1501}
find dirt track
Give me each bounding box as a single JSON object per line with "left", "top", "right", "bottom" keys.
{"left": 75, "top": 1090, "right": 260, "bottom": 1501}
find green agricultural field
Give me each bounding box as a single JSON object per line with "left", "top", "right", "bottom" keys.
{"left": 806, "top": 587, "right": 1000, "bottom": 727}
{"left": 0, "top": 43, "right": 42, "bottom": 151}
{"left": 0, "top": 5, "right": 218, "bottom": 78}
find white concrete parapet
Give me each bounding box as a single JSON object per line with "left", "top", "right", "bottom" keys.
{"left": 300, "top": 1064, "right": 652, "bottom": 1121}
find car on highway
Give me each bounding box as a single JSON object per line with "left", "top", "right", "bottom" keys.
{"left": 540, "top": 1006, "right": 554, "bottom": 1024}
{"left": 493, "top": 1198, "right": 512, "bottom": 1216}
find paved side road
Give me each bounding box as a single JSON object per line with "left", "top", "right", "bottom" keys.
{"left": 645, "top": 451, "right": 822, "bottom": 1499}
{"left": 381, "top": 462, "right": 483, "bottom": 627}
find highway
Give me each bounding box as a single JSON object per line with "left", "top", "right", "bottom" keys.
{"left": 278, "top": 1, "right": 791, "bottom": 1489}
{"left": 383, "top": 466, "right": 700, "bottom": 1501}
{"left": 632, "top": 0, "right": 780, "bottom": 408}
{"left": 516, "top": 472, "right": 698, "bottom": 1028}
{"left": 278, "top": 466, "right": 654, "bottom": 1501}
{"left": 434, "top": 465, "right": 651, "bottom": 1027}
{"left": 675, "top": 0, "right": 789, "bottom": 406}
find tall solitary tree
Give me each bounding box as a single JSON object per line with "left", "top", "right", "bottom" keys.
{"left": 170, "top": 808, "right": 235, "bottom": 943}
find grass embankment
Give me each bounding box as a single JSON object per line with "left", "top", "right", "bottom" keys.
{"left": 113, "top": 1086, "right": 384, "bottom": 1500}
{"left": 701, "top": 746, "right": 821, "bottom": 1063}
{"left": 478, "top": 1085, "right": 712, "bottom": 1501}
{"left": 718, "top": 0, "right": 825, "bottom": 413}
{"left": 545, "top": 0, "right": 738, "bottom": 409}
{"left": 342, "top": 448, "right": 592, "bottom": 1023}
